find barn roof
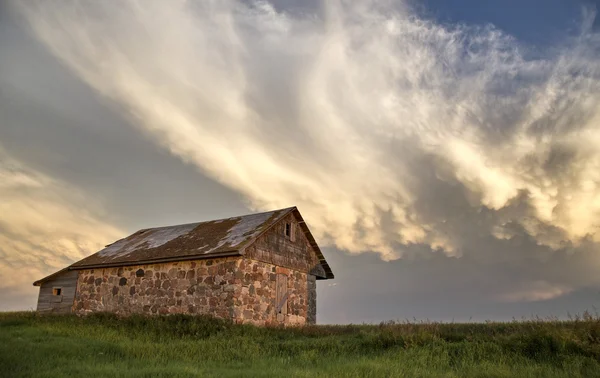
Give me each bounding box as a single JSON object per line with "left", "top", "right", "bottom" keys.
{"left": 34, "top": 207, "right": 334, "bottom": 286}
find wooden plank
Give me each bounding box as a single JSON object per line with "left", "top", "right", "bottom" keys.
{"left": 275, "top": 291, "right": 289, "bottom": 313}
{"left": 275, "top": 274, "right": 288, "bottom": 321}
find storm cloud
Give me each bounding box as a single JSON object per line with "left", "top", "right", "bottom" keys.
{"left": 2, "top": 0, "right": 600, "bottom": 321}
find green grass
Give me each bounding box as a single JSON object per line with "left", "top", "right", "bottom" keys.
{"left": 2, "top": 312, "right": 600, "bottom": 377}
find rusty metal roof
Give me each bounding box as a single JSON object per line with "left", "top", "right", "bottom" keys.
{"left": 71, "top": 207, "right": 294, "bottom": 269}
{"left": 34, "top": 206, "right": 334, "bottom": 285}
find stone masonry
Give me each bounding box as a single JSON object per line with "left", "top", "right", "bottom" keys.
{"left": 73, "top": 257, "right": 313, "bottom": 325}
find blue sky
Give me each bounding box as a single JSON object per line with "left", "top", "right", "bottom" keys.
{"left": 419, "top": 0, "right": 588, "bottom": 45}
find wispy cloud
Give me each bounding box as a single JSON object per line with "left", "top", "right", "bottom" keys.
{"left": 499, "top": 281, "right": 573, "bottom": 303}
{"left": 12, "top": 0, "right": 600, "bottom": 302}
{"left": 0, "top": 147, "right": 122, "bottom": 309}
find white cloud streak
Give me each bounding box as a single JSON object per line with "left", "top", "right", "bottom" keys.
{"left": 498, "top": 281, "right": 574, "bottom": 303}
{"left": 12, "top": 0, "right": 600, "bottom": 304}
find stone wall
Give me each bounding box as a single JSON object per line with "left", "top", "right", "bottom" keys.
{"left": 73, "top": 257, "right": 310, "bottom": 325}
{"left": 307, "top": 275, "right": 317, "bottom": 324}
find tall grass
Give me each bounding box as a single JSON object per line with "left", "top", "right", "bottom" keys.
{"left": 2, "top": 311, "right": 600, "bottom": 377}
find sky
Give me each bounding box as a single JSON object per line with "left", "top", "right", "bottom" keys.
{"left": 1, "top": 0, "right": 600, "bottom": 324}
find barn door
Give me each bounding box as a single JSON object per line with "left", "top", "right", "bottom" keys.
{"left": 275, "top": 274, "right": 288, "bottom": 322}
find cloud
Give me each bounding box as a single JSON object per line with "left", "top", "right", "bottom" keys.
{"left": 0, "top": 147, "right": 123, "bottom": 309}
{"left": 12, "top": 0, "right": 600, "bottom": 303}
{"left": 498, "top": 281, "right": 573, "bottom": 303}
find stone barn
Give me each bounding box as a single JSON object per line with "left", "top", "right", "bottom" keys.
{"left": 33, "top": 207, "right": 334, "bottom": 325}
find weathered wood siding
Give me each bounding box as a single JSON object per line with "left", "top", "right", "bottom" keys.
{"left": 244, "top": 213, "right": 326, "bottom": 278}
{"left": 36, "top": 270, "right": 79, "bottom": 314}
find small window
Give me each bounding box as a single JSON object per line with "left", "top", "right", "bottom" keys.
{"left": 52, "top": 288, "right": 62, "bottom": 296}
{"left": 284, "top": 223, "right": 296, "bottom": 242}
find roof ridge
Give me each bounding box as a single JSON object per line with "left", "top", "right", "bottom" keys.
{"left": 137, "top": 206, "right": 297, "bottom": 231}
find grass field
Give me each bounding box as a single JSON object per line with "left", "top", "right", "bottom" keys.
{"left": 2, "top": 312, "right": 600, "bottom": 377}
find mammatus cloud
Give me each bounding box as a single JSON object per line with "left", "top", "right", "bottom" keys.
{"left": 0, "top": 148, "right": 123, "bottom": 309}
{"left": 12, "top": 0, "right": 600, "bottom": 303}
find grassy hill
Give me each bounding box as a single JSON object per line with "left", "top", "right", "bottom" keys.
{"left": 2, "top": 312, "right": 600, "bottom": 377}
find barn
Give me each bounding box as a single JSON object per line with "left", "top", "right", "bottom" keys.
{"left": 33, "top": 207, "right": 334, "bottom": 325}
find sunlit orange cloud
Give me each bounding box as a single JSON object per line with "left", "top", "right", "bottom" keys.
{"left": 0, "top": 147, "right": 123, "bottom": 309}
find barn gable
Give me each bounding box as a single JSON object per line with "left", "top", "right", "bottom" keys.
{"left": 242, "top": 209, "right": 331, "bottom": 279}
